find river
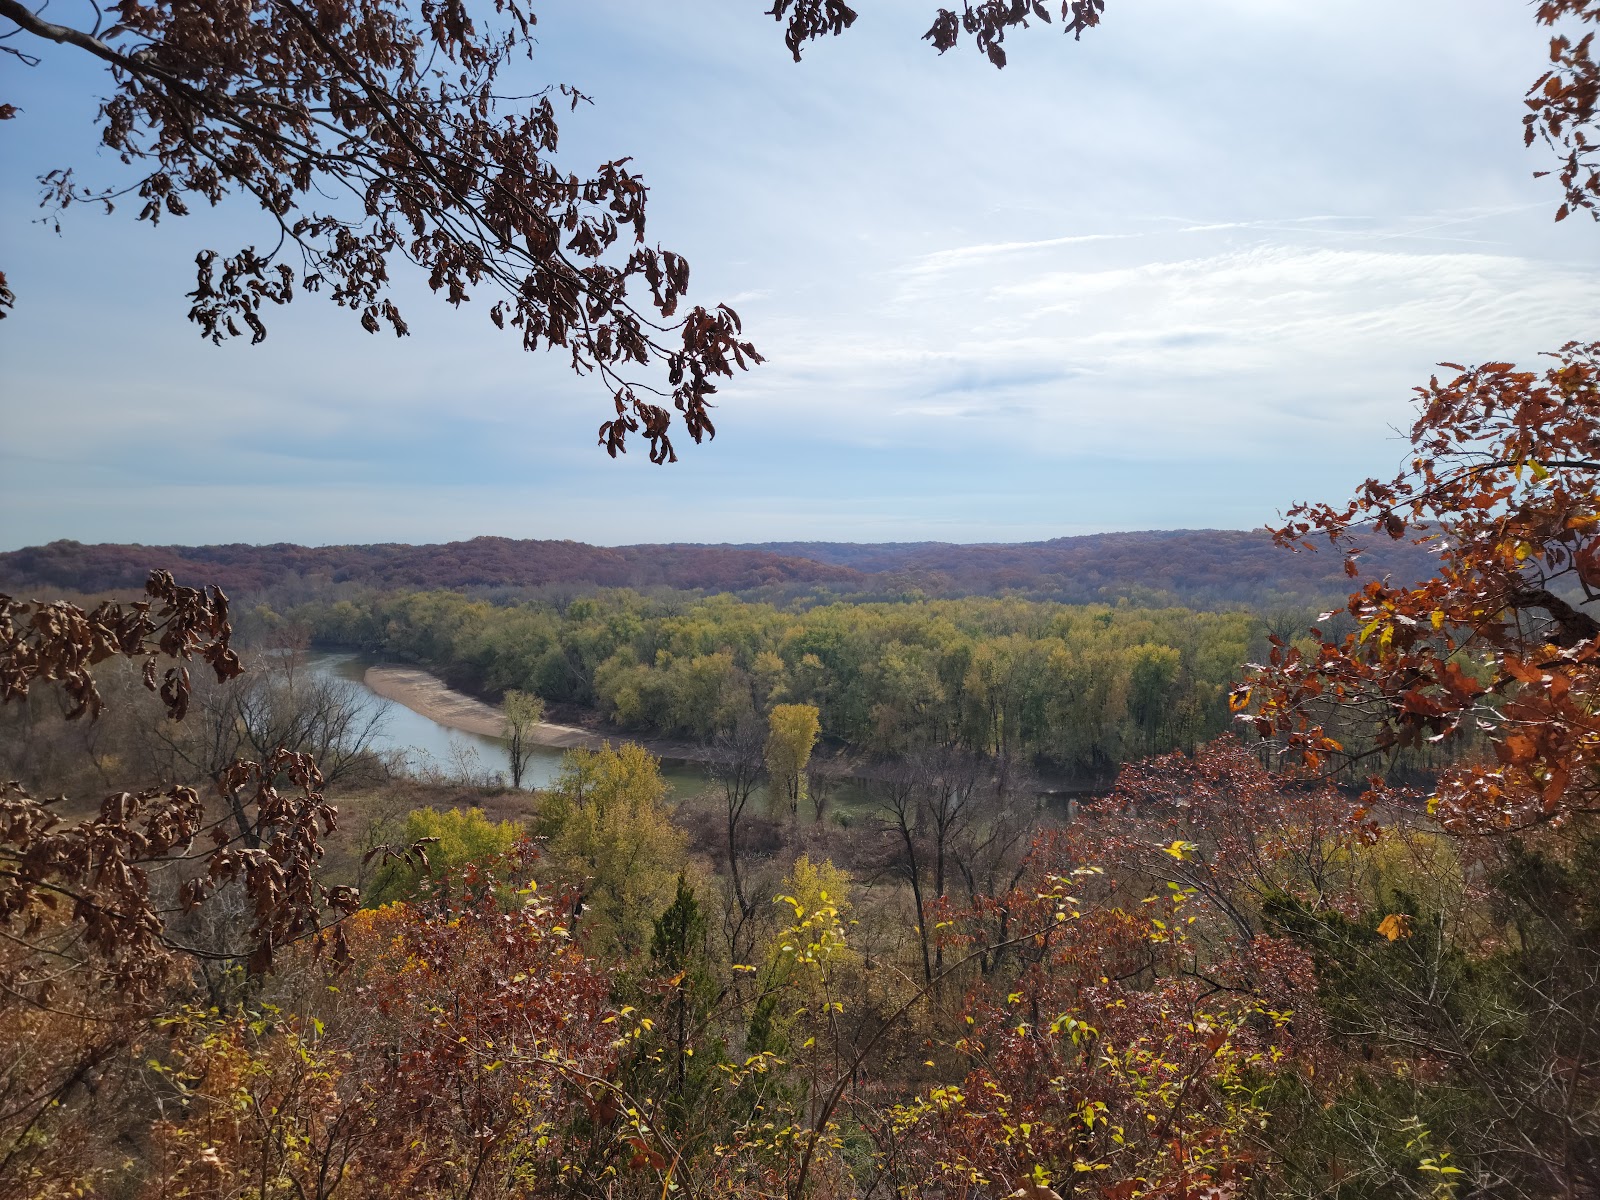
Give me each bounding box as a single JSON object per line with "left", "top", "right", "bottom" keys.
{"left": 302, "top": 651, "right": 872, "bottom": 814}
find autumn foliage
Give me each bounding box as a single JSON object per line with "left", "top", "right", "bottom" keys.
{"left": 0, "top": 529, "right": 1441, "bottom": 607}
{"left": 2, "top": 0, "right": 764, "bottom": 460}
{"left": 7, "top": 0, "right": 1600, "bottom": 1196}
{"left": 1248, "top": 342, "right": 1600, "bottom": 832}
{"left": 5, "top": 554, "right": 1600, "bottom": 1196}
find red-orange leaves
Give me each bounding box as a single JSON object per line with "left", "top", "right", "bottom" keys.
{"left": 138, "top": 892, "right": 623, "bottom": 1200}
{"left": 1251, "top": 343, "right": 1600, "bottom": 831}
{"left": 1498, "top": 733, "right": 1539, "bottom": 766}
{"left": 1527, "top": 3, "right": 1600, "bottom": 219}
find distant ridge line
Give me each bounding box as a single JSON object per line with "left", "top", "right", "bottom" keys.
{"left": 0, "top": 530, "right": 1437, "bottom": 609}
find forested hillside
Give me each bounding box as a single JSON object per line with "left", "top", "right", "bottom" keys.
{"left": 0, "top": 537, "right": 862, "bottom": 596}
{"left": 734, "top": 529, "right": 1441, "bottom": 605}
{"left": 0, "top": 527, "right": 1438, "bottom": 607}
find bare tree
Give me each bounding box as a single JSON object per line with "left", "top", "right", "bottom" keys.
{"left": 235, "top": 654, "right": 389, "bottom": 787}
{"left": 708, "top": 717, "right": 767, "bottom": 966}
{"left": 877, "top": 747, "right": 991, "bottom": 988}
{"left": 805, "top": 759, "right": 837, "bottom": 826}
{"left": 876, "top": 757, "right": 934, "bottom": 988}
{"left": 134, "top": 648, "right": 389, "bottom": 811}
{"left": 951, "top": 796, "right": 1032, "bottom": 978}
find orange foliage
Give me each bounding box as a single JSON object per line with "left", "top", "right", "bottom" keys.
{"left": 1253, "top": 343, "right": 1600, "bottom": 832}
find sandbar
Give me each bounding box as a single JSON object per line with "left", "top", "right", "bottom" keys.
{"left": 363, "top": 664, "right": 601, "bottom": 750}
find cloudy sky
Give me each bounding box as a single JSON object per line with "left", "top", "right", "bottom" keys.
{"left": 2, "top": 0, "right": 1597, "bottom": 549}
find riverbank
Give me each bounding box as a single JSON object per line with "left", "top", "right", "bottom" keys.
{"left": 363, "top": 665, "right": 602, "bottom": 749}
{"left": 362, "top": 664, "right": 708, "bottom": 759}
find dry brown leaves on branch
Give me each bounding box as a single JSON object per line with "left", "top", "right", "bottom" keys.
{"left": 0, "top": 0, "right": 762, "bottom": 463}
{"left": 0, "top": 749, "right": 352, "bottom": 1004}
{"left": 0, "top": 571, "right": 353, "bottom": 1000}
{"left": 0, "top": 568, "right": 239, "bottom": 721}
{"left": 769, "top": 0, "right": 1105, "bottom": 68}
{"left": 0, "top": 571, "right": 364, "bottom": 1196}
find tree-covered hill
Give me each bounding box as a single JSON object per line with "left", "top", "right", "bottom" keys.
{"left": 0, "top": 528, "right": 1437, "bottom": 608}
{"left": 0, "top": 537, "right": 863, "bottom": 596}
{"left": 730, "top": 528, "right": 1440, "bottom": 605}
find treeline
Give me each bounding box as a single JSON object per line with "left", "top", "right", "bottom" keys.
{"left": 0, "top": 528, "right": 1440, "bottom": 608}
{"left": 737, "top": 528, "right": 1440, "bottom": 606}
{"left": 0, "top": 536, "right": 857, "bottom": 596}
{"left": 286, "top": 590, "right": 1260, "bottom": 776}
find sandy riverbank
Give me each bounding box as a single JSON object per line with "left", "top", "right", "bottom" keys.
{"left": 363, "top": 665, "right": 603, "bottom": 750}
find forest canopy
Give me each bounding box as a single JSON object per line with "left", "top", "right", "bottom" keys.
{"left": 286, "top": 588, "right": 1259, "bottom": 774}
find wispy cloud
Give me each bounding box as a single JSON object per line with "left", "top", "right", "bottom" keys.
{"left": 746, "top": 239, "right": 1600, "bottom": 463}
{"left": 0, "top": 0, "right": 1593, "bottom": 546}
{"left": 903, "top": 232, "right": 1146, "bottom": 277}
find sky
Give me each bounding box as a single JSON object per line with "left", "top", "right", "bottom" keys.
{"left": 2, "top": 0, "right": 1598, "bottom": 549}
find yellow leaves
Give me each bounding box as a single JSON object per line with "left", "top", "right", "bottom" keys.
{"left": 763, "top": 858, "right": 858, "bottom": 987}
{"left": 1403, "top": 1116, "right": 1464, "bottom": 1197}
{"left": 1048, "top": 1014, "right": 1098, "bottom": 1046}
{"left": 765, "top": 703, "right": 821, "bottom": 792}
{"left": 928, "top": 1084, "right": 965, "bottom": 1111}
{"left": 1377, "top": 913, "right": 1415, "bottom": 941}
{"left": 1161, "top": 840, "right": 1197, "bottom": 862}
